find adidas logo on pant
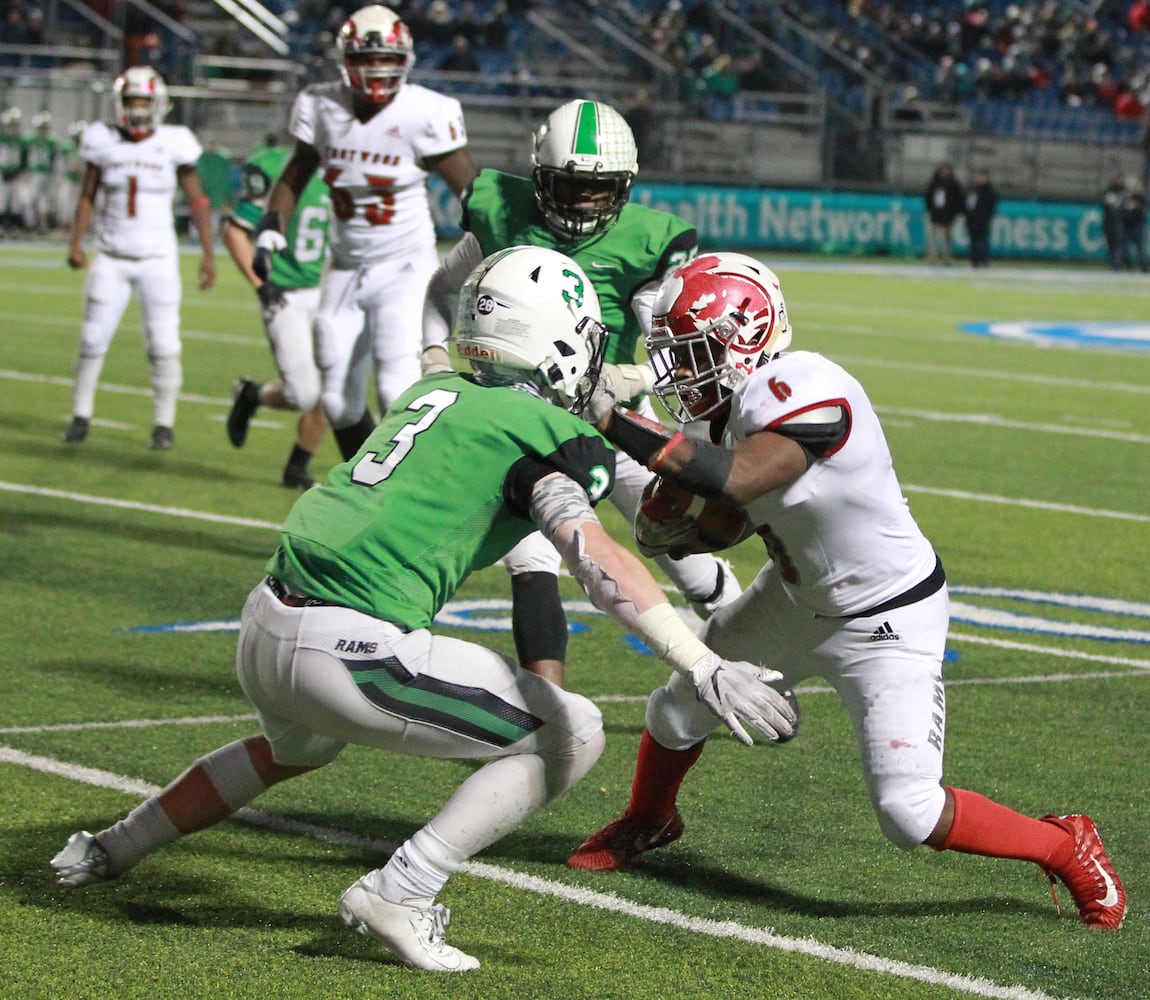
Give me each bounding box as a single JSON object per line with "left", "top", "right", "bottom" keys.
{"left": 869, "top": 621, "right": 900, "bottom": 642}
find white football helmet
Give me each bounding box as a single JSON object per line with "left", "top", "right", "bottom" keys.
{"left": 455, "top": 245, "right": 608, "bottom": 412}
{"left": 31, "top": 111, "right": 51, "bottom": 133}
{"left": 337, "top": 4, "right": 414, "bottom": 104}
{"left": 648, "top": 252, "right": 792, "bottom": 423}
{"left": 113, "top": 66, "right": 169, "bottom": 140}
{"left": 532, "top": 100, "right": 638, "bottom": 240}
{"left": 1, "top": 106, "right": 22, "bottom": 134}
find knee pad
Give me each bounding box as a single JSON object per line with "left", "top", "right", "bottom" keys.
{"left": 282, "top": 367, "right": 321, "bottom": 413}
{"left": 546, "top": 694, "right": 605, "bottom": 788}
{"left": 870, "top": 774, "right": 947, "bottom": 851}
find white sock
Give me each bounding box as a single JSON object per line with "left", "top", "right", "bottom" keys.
{"left": 97, "top": 798, "right": 180, "bottom": 876}
{"left": 150, "top": 354, "right": 182, "bottom": 428}
{"left": 197, "top": 739, "right": 267, "bottom": 810}
{"left": 375, "top": 822, "right": 460, "bottom": 902}
{"left": 71, "top": 354, "right": 105, "bottom": 418}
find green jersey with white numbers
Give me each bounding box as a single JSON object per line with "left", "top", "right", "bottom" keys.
{"left": 461, "top": 169, "right": 696, "bottom": 365}
{"left": 267, "top": 372, "right": 615, "bottom": 630}
{"left": 231, "top": 144, "right": 330, "bottom": 289}
{"left": 23, "top": 135, "right": 58, "bottom": 174}
{"left": 0, "top": 133, "right": 24, "bottom": 180}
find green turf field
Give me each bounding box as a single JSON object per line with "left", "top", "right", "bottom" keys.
{"left": 2, "top": 244, "right": 1148, "bottom": 1000}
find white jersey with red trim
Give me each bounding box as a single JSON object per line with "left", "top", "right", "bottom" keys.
{"left": 290, "top": 82, "right": 467, "bottom": 269}
{"left": 727, "top": 350, "right": 936, "bottom": 617}
{"left": 80, "top": 121, "right": 201, "bottom": 259}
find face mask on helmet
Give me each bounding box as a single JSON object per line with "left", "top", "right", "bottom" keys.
{"left": 532, "top": 100, "right": 638, "bottom": 240}
{"left": 113, "top": 67, "right": 169, "bottom": 140}
{"left": 647, "top": 252, "right": 792, "bottom": 423}
{"left": 338, "top": 5, "right": 415, "bottom": 104}
{"left": 455, "top": 245, "right": 608, "bottom": 412}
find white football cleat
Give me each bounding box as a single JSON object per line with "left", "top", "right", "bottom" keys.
{"left": 51, "top": 831, "right": 113, "bottom": 886}
{"left": 339, "top": 877, "right": 479, "bottom": 972}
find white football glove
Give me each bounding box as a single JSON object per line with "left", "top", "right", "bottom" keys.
{"left": 420, "top": 344, "right": 453, "bottom": 376}
{"left": 688, "top": 653, "right": 797, "bottom": 746}
{"left": 579, "top": 362, "right": 657, "bottom": 423}
{"left": 634, "top": 503, "right": 698, "bottom": 558}
{"left": 252, "top": 228, "right": 288, "bottom": 282}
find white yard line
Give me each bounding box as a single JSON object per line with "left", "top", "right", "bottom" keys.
{"left": 6, "top": 364, "right": 1150, "bottom": 440}
{"left": 1, "top": 744, "right": 1063, "bottom": 1000}
{"left": 834, "top": 356, "right": 1150, "bottom": 396}
{"left": 902, "top": 485, "right": 1150, "bottom": 523}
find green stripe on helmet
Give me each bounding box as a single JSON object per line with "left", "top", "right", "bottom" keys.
{"left": 572, "top": 101, "right": 600, "bottom": 156}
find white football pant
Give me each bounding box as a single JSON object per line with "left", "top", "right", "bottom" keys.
{"left": 312, "top": 252, "right": 437, "bottom": 428}
{"left": 236, "top": 580, "right": 604, "bottom": 860}
{"left": 646, "top": 561, "right": 951, "bottom": 851}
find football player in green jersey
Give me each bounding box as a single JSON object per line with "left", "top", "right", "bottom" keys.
{"left": 0, "top": 106, "right": 26, "bottom": 233}
{"left": 51, "top": 245, "right": 796, "bottom": 972}
{"left": 18, "top": 111, "right": 58, "bottom": 233}
{"left": 421, "top": 99, "right": 741, "bottom": 686}
{"left": 223, "top": 137, "right": 332, "bottom": 490}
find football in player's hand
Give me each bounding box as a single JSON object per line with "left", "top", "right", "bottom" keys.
{"left": 636, "top": 475, "right": 751, "bottom": 557}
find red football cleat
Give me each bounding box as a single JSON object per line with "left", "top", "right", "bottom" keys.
{"left": 566, "top": 810, "right": 684, "bottom": 872}
{"left": 1040, "top": 814, "right": 1126, "bottom": 931}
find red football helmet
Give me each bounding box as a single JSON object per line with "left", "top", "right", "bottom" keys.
{"left": 113, "top": 66, "right": 169, "bottom": 141}
{"left": 648, "top": 252, "right": 792, "bottom": 422}
{"left": 337, "top": 5, "right": 414, "bottom": 104}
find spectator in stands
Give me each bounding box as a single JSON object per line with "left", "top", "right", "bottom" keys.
{"left": 485, "top": 2, "right": 510, "bottom": 50}
{"left": 964, "top": 168, "right": 998, "bottom": 268}
{"left": 1113, "top": 87, "right": 1144, "bottom": 121}
{"left": 1102, "top": 173, "right": 1127, "bottom": 270}
{"left": 1121, "top": 179, "right": 1147, "bottom": 272}
{"left": 424, "top": 0, "right": 456, "bottom": 45}
{"left": 923, "top": 161, "right": 964, "bottom": 265}
{"left": 438, "top": 33, "right": 479, "bottom": 72}
{"left": 1131, "top": 1, "right": 1150, "bottom": 34}
{"left": 454, "top": 1, "right": 485, "bottom": 45}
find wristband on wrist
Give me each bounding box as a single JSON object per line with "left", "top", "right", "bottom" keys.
{"left": 255, "top": 210, "right": 282, "bottom": 235}
{"left": 633, "top": 603, "right": 712, "bottom": 678}
{"left": 603, "top": 407, "right": 678, "bottom": 466}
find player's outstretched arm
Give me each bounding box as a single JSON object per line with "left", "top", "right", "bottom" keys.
{"left": 532, "top": 473, "right": 795, "bottom": 744}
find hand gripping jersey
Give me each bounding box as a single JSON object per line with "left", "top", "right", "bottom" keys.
{"left": 231, "top": 144, "right": 330, "bottom": 290}
{"left": 266, "top": 372, "right": 615, "bottom": 629}
{"left": 727, "top": 350, "right": 937, "bottom": 617}
{"left": 461, "top": 169, "right": 696, "bottom": 365}
{"left": 79, "top": 121, "right": 202, "bottom": 258}
{"left": 290, "top": 81, "right": 467, "bottom": 270}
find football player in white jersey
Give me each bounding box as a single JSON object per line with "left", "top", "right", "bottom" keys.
{"left": 63, "top": 66, "right": 216, "bottom": 450}
{"left": 254, "top": 4, "right": 477, "bottom": 460}
{"left": 567, "top": 252, "right": 1127, "bottom": 933}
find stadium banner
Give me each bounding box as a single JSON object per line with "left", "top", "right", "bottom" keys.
{"left": 429, "top": 178, "right": 1124, "bottom": 262}
{"left": 630, "top": 185, "right": 1110, "bottom": 261}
